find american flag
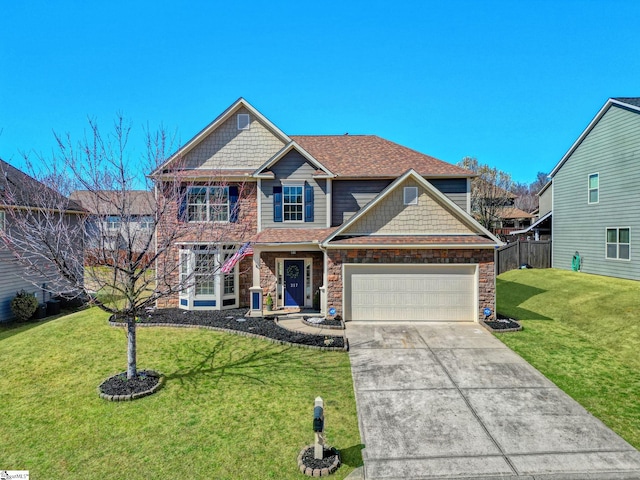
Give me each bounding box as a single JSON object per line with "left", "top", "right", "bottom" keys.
{"left": 220, "top": 242, "right": 253, "bottom": 274}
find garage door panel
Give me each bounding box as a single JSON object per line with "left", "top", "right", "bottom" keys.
{"left": 345, "top": 265, "right": 477, "bottom": 321}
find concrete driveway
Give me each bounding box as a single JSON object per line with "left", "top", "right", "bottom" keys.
{"left": 346, "top": 322, "right": 640, "bottom": 479}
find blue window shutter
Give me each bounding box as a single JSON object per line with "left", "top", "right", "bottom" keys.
{"left": 178, "top": 187, "right": 187, "bottom": 222}
{"left": 273, "top": 186, "right": 282, "bottom": 222}
{"left": 229, "top": 186, "right": 239, "bottom": 222}
{"left": 305, "top": 184, "right": 314, "bottom": 222}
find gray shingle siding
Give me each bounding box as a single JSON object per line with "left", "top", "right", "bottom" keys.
{"left": 260, "top": 150, "right": 327, "bottom": 229}
{"left": 553, "top": 104, "right": 640, "bottom": 279}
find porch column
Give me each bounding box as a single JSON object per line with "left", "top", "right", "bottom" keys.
{"left": 319, "top": 248, "right": 328, "bottom": 316}
{"left": 249, "top": 248, "right": 263, "bottom": 317}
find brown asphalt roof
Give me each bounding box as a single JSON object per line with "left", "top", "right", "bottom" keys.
{"left": 498, "top": 206, "right": 535, "bottom": 219}
{"left": 69, "top": 190, "right": 155, "bottom": 216}
{"left": 0, "top": 158, "right": 83, "bottom": 211}
{"left": 291, "top": 135, "right": 472, "bottom": 178}
{"left": 252, "top": 227, "right": 338, "bottom": 244}
{"left": 327, "top": 235, "right": 495, "bottom": 246}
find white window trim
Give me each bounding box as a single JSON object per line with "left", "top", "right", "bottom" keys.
{"left": 187, "top": 186, "right": 230, "bottom": 223}
{"left": 276, "top": 257, "right": 313, "bottom": 309}
{"left": 588, "top": 172, "right": 599, "bottom": 205}
{"left": 605, "top": 226, "right": 630, "bottom": 261}
{"left": 107, "top": 216, "right": 121, "bottom": 230}
{"left": 237, "top": 113, "right": 250, "bottom": 130}
{"left": 282, "top": 184, "right": 305, "bottom": 223}
{"left": 404, "top": 186, "right": 419, "bottom": 205}
{"left": 179, "top": 244, "right": 240, "bottom": 310}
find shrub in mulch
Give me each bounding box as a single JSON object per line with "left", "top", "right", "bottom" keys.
{"left": 112, "top": 308, "right": 346, "bottom": 350}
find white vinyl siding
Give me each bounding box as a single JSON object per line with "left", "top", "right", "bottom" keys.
{"left": 344, "top": 264, "right": 477, "bottom": 321}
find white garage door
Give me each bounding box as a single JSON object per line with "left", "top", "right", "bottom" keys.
{"left": 344, "top": 264, "right": 477, "bottom": 321}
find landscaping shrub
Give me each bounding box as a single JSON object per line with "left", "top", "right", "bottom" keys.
{"left": 10, "top": 289, "right": 39, "bottom": 322}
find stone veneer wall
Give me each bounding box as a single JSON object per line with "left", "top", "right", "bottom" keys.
{"left": 156, "top": 182, "right": 258, "bottom": 308}
{"left": 326, "top": 248, "right": 495, "bottom": 321}
{"left": 259, "top": 251, "right": 324, "bottom": 308}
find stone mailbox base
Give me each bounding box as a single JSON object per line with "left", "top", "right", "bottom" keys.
{"left": 297, "top": 445, "right": 340, "bottom": 477}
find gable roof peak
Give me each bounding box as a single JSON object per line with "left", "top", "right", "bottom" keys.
{"left": 150, "top": 97, "right": 290, "bottom": 176}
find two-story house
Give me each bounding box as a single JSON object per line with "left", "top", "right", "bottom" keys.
{"left": 0, "top": 159, "right": 84, "bottom": 321}
{"left": 550, "top": 97, "right": 640, "bottom": 279}
{"left": 69, "top": 190, "right": 155, "bottom": 264}
{"left": 152, "top": 98, "right": 501, "bottom": 322}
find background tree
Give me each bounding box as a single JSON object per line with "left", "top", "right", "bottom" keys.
{"left": 1, "top": 117, "right": 249, "bottom": 379}
{"left": 458, "top": 156, "right": 514, "bottom": 231}
{"left": 512, "top": 171, "right": 549, "bottom": 213}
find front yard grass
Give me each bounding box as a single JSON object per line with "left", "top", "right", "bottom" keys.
{"left": 497, "top": 268, "right": 640, "bottom": 449}
{"left": 0, "top": 308, "right": 362, "bottom": 479}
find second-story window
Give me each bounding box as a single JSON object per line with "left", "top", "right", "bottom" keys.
{"left": 187, "top": 186, "right": 229, "bottom": 222}
{"left": 107, "top": 216, "right": 121, "bottom": 230}
{"left": 283, "top": 185, "right": 303, "bottom": 222}
{"left": 140, "top": 216, "right": 154, "bottom": 230}
{"left": 588, "top": 173, "right": 599, "bottom": 204}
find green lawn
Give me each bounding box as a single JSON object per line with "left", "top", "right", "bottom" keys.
{"left": 497, "top": 268, "right": 640, "bottom": 448}
{"left": 0, "top": 309, "right": 362, "bottom": 479}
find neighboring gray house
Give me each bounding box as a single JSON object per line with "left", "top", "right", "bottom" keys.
{"left": 152, "top": 98, "right": 502, "bottom": 321}
{"left": 549, "top": 97, "right": 640, "bottom": 278}
{"left": 0, "top": 159, "right": 84, "bottom": 322}
{"left": 69, "top": 190, "right": 155, "bottom": 261}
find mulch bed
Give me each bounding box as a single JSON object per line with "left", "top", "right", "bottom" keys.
{"left": 123, "top": 308, "right": 345, "bottom": 350}
{"left": 298, "top": 445, "right": 341, "bottom": 477}
{"left": 302, "top": 316, "right": 344, "bottom": 330}
{"left": 98, "top": 370, "right": 163, "bottom": 401}
{"left": 482, "top": 314, "right": 522, "bottom": 332}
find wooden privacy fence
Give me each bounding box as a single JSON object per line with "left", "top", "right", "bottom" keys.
{"left": 496, "top": 240, "right": 551, "bottom": 275}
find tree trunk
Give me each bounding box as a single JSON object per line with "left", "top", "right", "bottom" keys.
{"left": 127, "top": 317, "right": 137, "bottom": 379}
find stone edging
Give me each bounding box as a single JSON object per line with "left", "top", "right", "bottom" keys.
{"left": 98, "top": 371, "right": 164, "bottom": 401}
{"left": 480, "top": 319, "right": 523, "bottom": 333}
{"left": 297, "top": 445, "right": 341, "bottom": 477}
{"left": 108, "top": 320, "right": 348, "bottom": 352}
{"left": 301, "top": 317, "right": 345, "bottom": 330}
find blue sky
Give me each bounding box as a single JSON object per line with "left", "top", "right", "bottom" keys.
{"left": 2, "top": 0, "right": 639, "bottom": 184}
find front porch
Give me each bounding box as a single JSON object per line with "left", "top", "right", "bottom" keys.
{"left": 248, "top": 248, "right": 327, "bottom": 316}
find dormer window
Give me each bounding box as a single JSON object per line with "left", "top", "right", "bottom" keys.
{"left": 404, "top": 186, "right": 418, "bottom": 205}
{"left": 237, "top": 114, "right": 250, "bottom": 130}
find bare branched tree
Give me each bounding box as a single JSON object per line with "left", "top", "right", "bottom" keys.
{"left": 1, "top": 117, "right": 250, "bottom": 379}
{"left": 458, "top": 156, "right": 514, "bottom": 232}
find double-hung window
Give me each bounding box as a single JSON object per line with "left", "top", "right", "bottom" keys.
{"left": 107, "top": 216, "right": 121, "bottom": 230}
{"left": 187, "top": 186, "right": 229, "bottom": 222}
{"left": 606, "top": 228, "right": 630, "bottom": 260}
{"left": 194, "top": 251, "right": 217, "bottom": 295}
{"left": 588, "top": 173, "right": 599, "bottom": 204}
{"left": 283, "top": 185, "right": 303, "bottom": 222}
{"left": 140, "top": 216, "right": 154, "bottom": 230}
